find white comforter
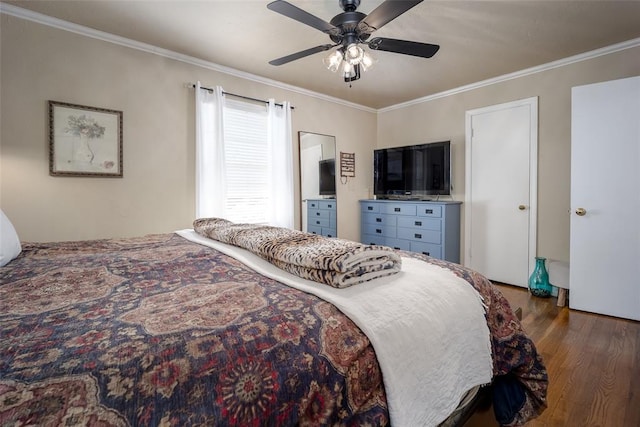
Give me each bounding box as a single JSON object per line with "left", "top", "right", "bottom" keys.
{"left": 177, "top": 229, "right": 493, "bottom": 427}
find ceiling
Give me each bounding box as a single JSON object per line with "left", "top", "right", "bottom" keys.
{"left": 4, "top": 0, "right": 640, "bottom": 109}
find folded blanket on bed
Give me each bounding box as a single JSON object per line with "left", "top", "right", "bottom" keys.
{"left": 193, "top": 218, "right": 402, "bottom": 288}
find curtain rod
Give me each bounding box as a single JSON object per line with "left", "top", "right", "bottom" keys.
{"left": 190, "top": 84, "right": 294, "bottom": 110}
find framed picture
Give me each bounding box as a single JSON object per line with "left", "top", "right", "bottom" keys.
{"left": 340, "top": 152, "right": 355, "bottom": 177}
{"left": 49, "top": 101, "right": 123, "bottom": 177}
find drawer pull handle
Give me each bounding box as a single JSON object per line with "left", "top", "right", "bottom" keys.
{"left": 415, "top": 221, "right": 422, "bottom": 226}
{"left": 316, "top": 221, "right": 321, "bottom": 225}
{"left": 394, "top": 207, "right": 401, "bottom": 212}
{"left": 425, "top": 209, "right": 433, "bottom": 214}
{"left": 327, "top": 234, "right": 333, "bottom": 237}
{"left": 316, "top": 212, "right": 321, "bottom": 216}
{"left": 327, "top": 204, "right": 333, "bottom": 208}
{"left": 394, "top": 247, "right": 401, "bottom": 250}
{"left": 414, "top": 233, "right": 422, "bottom": 239}
{"left": 367, "top": 206, "right": 373, "bottom": 211}
{"left": 422, "top": 251, "right": 430, "bottom": 256}
{"left": 376, "top": 218, "right": 382, "bottom": 222}
{"left": 375, "top": 229, "right": 382, "bottom": 234}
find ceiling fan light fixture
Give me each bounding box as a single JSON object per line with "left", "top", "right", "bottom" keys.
{"left": 324, "top": 44, "right": 375, "bottom": 80}
{"left": 267, "top": 0, "right": 440, "bottom": 84}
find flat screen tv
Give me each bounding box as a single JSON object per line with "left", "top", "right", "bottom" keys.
{"left": 374, "top": 141, "right": 451, "bottom": 199}
{"left": 318, "top": 158, "right": 336, "bottom": 197}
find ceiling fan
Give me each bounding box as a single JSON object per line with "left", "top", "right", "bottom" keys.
{"left": 267, "top": 0, "right": 440, "bottom": 83}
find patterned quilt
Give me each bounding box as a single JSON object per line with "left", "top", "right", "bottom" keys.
{"left": 0, "top": 233, "right": 547, "bottom": 426}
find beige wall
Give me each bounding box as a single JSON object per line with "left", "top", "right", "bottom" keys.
{"left": 377, "top": 46, "right": 640, "bottom": 262}
{"left": 0, "top": 14, "right": 375, "bottom": 242}
{"left": 2, "top": 13, "right": 639, "bottom": 261}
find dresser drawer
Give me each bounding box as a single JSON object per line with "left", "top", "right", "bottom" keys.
{"left": 362, "top": 223, "right": 396, "bottom": 238}
{"left": 361, "top": 202, "right": 380, "bottom": 213}
{"left": 309, "top": 209, "right": 330, "bottom": 220}
{"left": 362, "top": 213, "right": 397, "bottom": 226}
{"left": 382, "top": 203, "right": 417, "bottom": 216}
{"left": 361, "top": 234, "right": 386, "bottom": 246}
{"left": 322, "top": 228, "right": 337, "bottom": 238}
{"left": 308, "top": 225, "right": 322, "bottom": 235}
{"left": 308, "top": 200, "right": 321, "bottom": 209}
{"left": 416, "top": 205, "right": 442, "bottom": 218}
{"left": 397, "top": 227, "right": 441, "bottom": 244}
{"left": 410, "top": 241, "right": 442, "bottom": 258}
{"left": 319, "top": 200, "right": 336, "bottom": 210}
{"left": 397, "top": 216, "right": 441, "bottom": 231}
{"left": 385, "top": 237, "right": 410, "bottom": 251}
{"left": 310, "top": 217, "right": 330, "bottom": 228}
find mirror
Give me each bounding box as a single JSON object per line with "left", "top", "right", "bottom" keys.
{"left": 299, "top": 132, "right": 336, "bottom": 234}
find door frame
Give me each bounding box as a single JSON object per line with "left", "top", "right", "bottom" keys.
{"left": 464, "top": 97, "right": 538, "bottom": 284}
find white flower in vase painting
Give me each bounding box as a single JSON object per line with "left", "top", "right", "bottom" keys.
{"left": 64, "top": 114, "right": 106, "bottom": 166}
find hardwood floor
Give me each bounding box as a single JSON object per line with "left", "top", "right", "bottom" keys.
{"left": 464, "top": 283, "right": 640, "bottom": 427}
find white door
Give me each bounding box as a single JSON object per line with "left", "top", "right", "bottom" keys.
{"left": 465, "top": 98, "right": 538, "bottom": 286}
{"left": 570, "top": 76, "right": 640, "bottom": 321}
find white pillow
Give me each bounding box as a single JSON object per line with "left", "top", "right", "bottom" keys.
{"left": 1, "top": 209, "right": 22, "bottom": 267}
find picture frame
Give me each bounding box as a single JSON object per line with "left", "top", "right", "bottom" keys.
{"left": 340, "top": 152, "right": 355, "bottom": 177}
{"left": 49, "top": 100, "right": 123, "bottom": 177}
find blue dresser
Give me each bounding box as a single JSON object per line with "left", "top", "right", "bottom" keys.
{"left": 307, "top": 199, "right": 337, "bottom": 238}
{"left": 360, "top": 200, "right": 461, "bottom": 263}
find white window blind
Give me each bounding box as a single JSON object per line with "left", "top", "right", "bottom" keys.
{"left": 223, "top": 99, "right": 270, "bottom": 224}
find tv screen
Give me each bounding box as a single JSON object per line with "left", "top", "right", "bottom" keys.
{"left": 374, "top": 141, "right": 451, "bottom": 198}
{"left": 318, "top": 158, "right": 336, "bottom": 196}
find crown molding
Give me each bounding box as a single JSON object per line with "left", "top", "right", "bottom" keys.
{"left": 0, "top": 3, "right": 376, "bottom": 114}
{"left": 379, "top": 37, "right": 640, "bottom": 113}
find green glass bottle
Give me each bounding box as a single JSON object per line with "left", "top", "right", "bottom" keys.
{"left": 529, "top": 257, "right": 552, "bottom": 297}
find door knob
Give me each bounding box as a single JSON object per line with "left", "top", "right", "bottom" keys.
{"left": 518, "top": 205, "right": 527, "bottom": 210}
{"left": 575, "top": 208, "right": 587, "bottom": 216}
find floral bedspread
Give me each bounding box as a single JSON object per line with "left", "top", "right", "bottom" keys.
{"left": 0, "top": 233, "right": 547, "bottom": 426}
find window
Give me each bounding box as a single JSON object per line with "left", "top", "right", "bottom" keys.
{"left": 194, "top": 83, "right": 293, "bottom": 228}
{"left": 223, "top": 99, "right": 270, "bottom": 224}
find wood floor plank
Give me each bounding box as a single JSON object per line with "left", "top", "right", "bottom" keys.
{"left": 570, "top": 315, "right": 615, "bottom": 426}
{"left": 464, "top": 283, "right": 640, "bottom": 427}
{"left": 623, "top": 322, "right": 640, "bottom": 426}
{"left": 550, "top": 316, "right": 596, "bottom": 424}
{"left": 589, "top": 320, "right": 632, "bottom": 427}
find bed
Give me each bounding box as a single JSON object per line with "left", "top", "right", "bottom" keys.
{"left": 0, "top": 217, "right": 547, "bottom": 426}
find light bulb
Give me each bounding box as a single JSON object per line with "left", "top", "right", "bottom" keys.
{"left": 342, "top": 61, "right": 356, "bottom": 78}
{"left": 344, "top": 43, "right": 364, "bottom": 65}
{"left": 323, "top": 50, "right": 343, "bottom": 72}
{"left": 360, "top": 51, "right": 377, "bottom": 72}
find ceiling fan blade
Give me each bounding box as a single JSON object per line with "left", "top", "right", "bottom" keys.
{"left": 267, "top": 1, "right": 338, "bottom": 34}
{"left": 269, "top": 44, "right": 335, "bottom": 66}
{"left": 368, "top": 37, "right": 440, "bottom": 58}
{"left": 358, "top": 0, "right": 423, "bottom": 34}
